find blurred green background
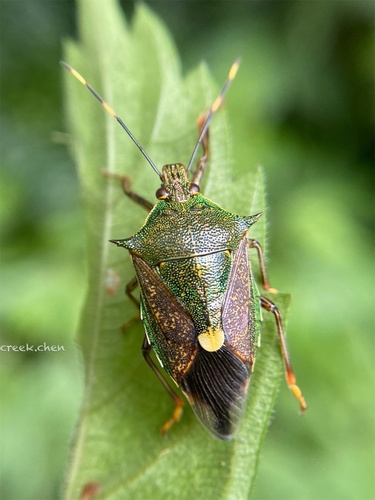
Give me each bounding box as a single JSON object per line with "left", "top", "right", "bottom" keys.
{"left": 1, "top": 1, "right": 373, "bottom": 499}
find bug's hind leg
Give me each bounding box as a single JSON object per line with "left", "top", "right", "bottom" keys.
{"left": 125, "top": 281, "right": 184, "bottom": 433}
{"left": 260, "top": 295, "right": 307, "bottom": 413}
{"left": 102, "top": 169, "right": 153, "bottom": 212}
{"left": 248, "top": 237, "right": 307, "bottom": 411}
{"left": 142, "top": 335, "right": 184, "bottom": 435}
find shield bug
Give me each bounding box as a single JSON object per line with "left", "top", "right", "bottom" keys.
{"left": 61, "top": 59, "right": 307, "bottom": 440}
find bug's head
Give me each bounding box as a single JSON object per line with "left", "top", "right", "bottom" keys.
{"left": 61, "top": 59, "right": 240, "bottom": 200}
{"left": 155, "top": 163, "right": 200, "bottom": 202}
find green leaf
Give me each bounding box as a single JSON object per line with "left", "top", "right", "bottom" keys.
{"left": 61, "top": 1, "right": 288, "bottom": 498}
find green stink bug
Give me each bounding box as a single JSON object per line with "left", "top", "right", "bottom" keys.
{"left": 61, "top": 59, "right": 307, "bottom": 440}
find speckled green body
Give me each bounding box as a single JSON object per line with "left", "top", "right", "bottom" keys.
{"left": 113, "top": 172, "right": 262, "bottom": 439}
{"left": 62, "top": 57, "right": 274, "bottom": 438}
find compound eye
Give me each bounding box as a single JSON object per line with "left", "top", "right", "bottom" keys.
{"left": 155, "top": 186, "right": 169, "bottom": 200}
{"left": 189, "top": 183, "right": 200, "bottom": 195}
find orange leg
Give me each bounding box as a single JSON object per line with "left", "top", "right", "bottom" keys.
{"left": 142, "top": 335, "right": 184, "bottom": 435}
{"left": 260, "top": 295, "right": 307, "bottom": 412}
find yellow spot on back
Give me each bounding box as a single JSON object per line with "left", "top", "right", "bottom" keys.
{"left": 198, "top": 326, "right": 224, "bottom": 352}
{"left": 196, "top": 263, "right": 202, "bottom": 278}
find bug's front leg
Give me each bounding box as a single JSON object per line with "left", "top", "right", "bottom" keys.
{"left": 260, "top": 296, "right": 307, "bottom": 413}
{"left": 190, "top": 61, "right": 239, "bottom": 186}
{"left": 190, "top": 111, "right": 210, "bottom": 187}
{"left": 142, "top": 335, "right": 184, "bottom": 435}
{"left": 102, "top": 169, "right": 153, "bottom": 212}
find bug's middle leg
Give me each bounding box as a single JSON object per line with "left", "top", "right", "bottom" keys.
{"left": 125, "top": 276, "right": 140, "bottom": 308}
{"left": 120, "top": 276, "right": 140, "bottom": 332}
{"left": 248, "top": 238, "right": 278, "bottom": 293}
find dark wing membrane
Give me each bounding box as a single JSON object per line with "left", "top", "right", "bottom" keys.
{"left": 132, "top": 254, "right": 198, "bottom": 381}
{"left": 179, "top": 344, "right": 250, "bottom": 440}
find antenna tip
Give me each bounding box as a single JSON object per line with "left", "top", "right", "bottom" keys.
{"left": 60, "top": 60, "right": 70, "bottom": 70}
{"left": 229, "top": 57, "right": 241, "bottom": 81}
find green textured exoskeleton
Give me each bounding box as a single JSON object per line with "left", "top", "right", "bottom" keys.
{"left": 61, "top": 59, "right": 307, "bottom": 441}
{"left": 112, "top": 164, "right": 262, "bottom": 439}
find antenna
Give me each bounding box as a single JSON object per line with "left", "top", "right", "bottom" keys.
{"left": 187, "top": 58, "right": 240, "bottom": 171}
{"left": 60, "top": 61, "right": 161, "bottom": 177}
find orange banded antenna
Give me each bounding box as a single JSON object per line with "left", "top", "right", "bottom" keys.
{"left": 186, "top": 58, "right": 241, "bottom": 171}
{"left": 60, "top": 61, "right": 161, "bottom": 177}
